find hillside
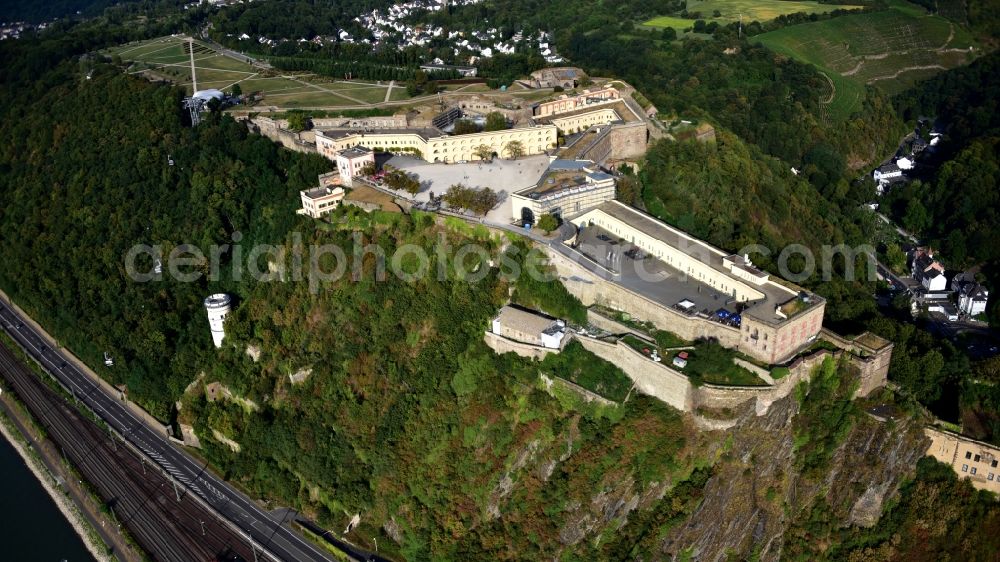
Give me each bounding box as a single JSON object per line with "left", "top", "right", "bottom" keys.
{"left": 754, "top": 1, "right": 978, "bottom": 120}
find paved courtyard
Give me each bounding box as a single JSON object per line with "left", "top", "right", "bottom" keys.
{"left": 383, "top": 154, "right": 552, "bottom": 224}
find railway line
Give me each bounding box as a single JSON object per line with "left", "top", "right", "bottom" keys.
{"left": 0, "top": 299, "right": 344, "bottom": 562}
{"left": 0, "top": 341, "right": 256, "bottom": 561}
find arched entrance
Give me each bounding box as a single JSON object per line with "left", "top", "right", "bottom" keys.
{"left": 521, "top": 207, "right": 535, "bottom": 226}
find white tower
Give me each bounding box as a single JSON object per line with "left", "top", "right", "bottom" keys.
{"left": 203, "top": 293, "right": 232, "bottom": 348}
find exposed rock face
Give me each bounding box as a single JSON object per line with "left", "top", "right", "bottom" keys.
{"left": 383, "top": 517, "right": 403, "bottom": 544}
{"left": 658, "top": 395, "right": 928, "bottom": 561}
{"left": 849, "top": 483, "right": 890, "bottom": 528}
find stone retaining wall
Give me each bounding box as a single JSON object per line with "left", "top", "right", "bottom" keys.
{"left": 585, "top": 308, "right": 654, "bottom": 341}
{"left": 576, "top": 336, "right": 693, "bottom": 411}
{"left": 248, "top": 117, "right": 316, "bottom": 154}
{"left": 483, "top": 331, "right": 558, "bottom": 361}
{"left": 574, "top": 330, "right": 839, "bottom": 416}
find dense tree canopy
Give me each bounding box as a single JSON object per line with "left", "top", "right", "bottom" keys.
{"left": 0, "top": 61, "right": 331, "bottom": 417}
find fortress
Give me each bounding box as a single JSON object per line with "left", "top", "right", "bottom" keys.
{"left": 249, "top": 81, "right": 650, "bottom": 169}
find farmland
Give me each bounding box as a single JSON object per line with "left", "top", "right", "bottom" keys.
{"left": 105, "top": 36, "right": 409, "bottom": 109}
{"left": 684, "top": 0, "right": 860, "bottom": 23}
{"left": 643, "top": 0, "right": 860, "bottom": 29}
{"left": 753, "top": 1, "right": 977, "bottom": 120}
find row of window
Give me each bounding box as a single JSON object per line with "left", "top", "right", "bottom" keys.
{"left": 961, "top": 464, "right": 998, "bottom": 481}
{"left": 964, "top": 451, "right": 999, "bottom": 467}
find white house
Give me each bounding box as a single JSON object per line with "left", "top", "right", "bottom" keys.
{"left": 872, "top": 162, "right": 904, "bottom": 194}
{"left": 913, "top": 253, "right": 947, "bottom": 292}
{"left": 954, "top": 280, "right": 989, "bottom": 317}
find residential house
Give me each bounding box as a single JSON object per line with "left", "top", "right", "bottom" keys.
{"left": 872, "top": 162, "right": 904, "bottom": 195}
{"left": 912, "top": 250, "right": 947, "bottom": 292}
{"left": 953, "top": 275, "right": 989, "bottom": 317}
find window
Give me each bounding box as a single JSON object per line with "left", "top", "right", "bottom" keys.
{"left": 993, "top": 460, "right": 998, "bottom": 468}
{"left": 962, "top": 464, "right": 969, "bottom": 472}
{"left": 990, "top": 473, "right": 995, "bottom": 481}
{"left": 972, "top": 467, "right": 978, "bottom": 475}
{"left": 966, "top": 451, "right": 973, "bottom": 459}
{"left": 975, "top": 454, "right": 981, "bottom": 462}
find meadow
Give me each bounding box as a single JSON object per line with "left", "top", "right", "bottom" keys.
{"left": 643, "top": 0, "right": 861, "bottom": 29}
{"left": 105, "top": 36, "right": 408, "bottom": 109}
{"left": 684, "top": 0, "right": 860, "bottom": 23}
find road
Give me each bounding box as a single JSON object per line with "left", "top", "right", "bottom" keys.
{"left": 0, "top": 299, "right": 363, "bottom": 562}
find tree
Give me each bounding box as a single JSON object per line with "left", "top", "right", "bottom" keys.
{"left": 453, "top": 119, "right": 480, "bottom": 135}
{"left": 484, "top": 112, "right": 507, "bottom": 132}
{"left": 385, "top": 169, "right": 420, "bottom": 195}
{"left": 442, "top": 184, "right": 498, "bottom": 215}
{"left": 287, "top": 112, "right": 307, "bottom": 132}
{"left": 406, "top": 70, "right": 432, "bottom": 97}
{"left": 360, "top": 162, "right": 376, "bottom": 177}
{"left": 661, "top": 27, "right": 677, "bottom": 41}
{"left": 504, "top": 140, "right": 525, "bottom": 160}
{"left": 230, "top": 83, "right": 242, "bottom": 98}
{"left": 536, "top": 213, "right": 559, "bottom": 234}
{"left": 473, "top": 145, "right": 494, "bottom": 162}
{"left": 885, "top": 243, "right": 907, "bottom": 274}
{"left": 902, "top": 200, "right": 929, "bottom": 233}
{"left": 616, "top": 175, "right": 641, "bottom": 206}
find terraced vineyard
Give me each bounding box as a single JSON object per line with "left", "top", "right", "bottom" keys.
{"left": 753, "top": 1, "right": 977, "bottom": 120}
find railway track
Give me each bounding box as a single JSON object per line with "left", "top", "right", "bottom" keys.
{"left": 0, "top": 342, "right": 255, "bottom": 562}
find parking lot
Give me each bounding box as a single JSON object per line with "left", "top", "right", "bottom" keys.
{"left": 574, "top": 225, "right": 743, "bottom": 324}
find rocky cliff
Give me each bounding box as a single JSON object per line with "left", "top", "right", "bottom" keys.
{"left": 658, "top": 392, "right": 928, "bottom": 561}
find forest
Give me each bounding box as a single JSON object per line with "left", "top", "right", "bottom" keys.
{"left": 1, "top": 1, "right": 1000, "bottom": 560}
{"left": 0, "top": 40, "right": 332, "bottom": 417}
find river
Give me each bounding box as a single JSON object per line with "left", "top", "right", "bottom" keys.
{"left": 0, "top": 433, "right": 93, "bottom": 562}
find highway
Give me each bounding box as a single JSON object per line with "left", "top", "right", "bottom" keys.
{"left": 0, "top": 300, "right": 353, "bottom": 562}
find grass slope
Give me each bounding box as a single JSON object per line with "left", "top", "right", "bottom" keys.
{"left": 753, "top": 1, "right": 976, "bottom": 120}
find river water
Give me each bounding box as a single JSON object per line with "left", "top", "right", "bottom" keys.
{"left": 0, "top": 433, "right": 93, "bottom": 561}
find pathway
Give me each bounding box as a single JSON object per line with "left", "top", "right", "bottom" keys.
{"left": 282, "top": 75, "right": 368, "bottom": 105}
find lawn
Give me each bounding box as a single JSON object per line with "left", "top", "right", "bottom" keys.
{"left": 753, "top": 2, "right": 978, "bottom": 120}
{"left": 105, "top": 35, "right": 411, "bottom": 109}
{"left": 680, "top": 342, "right": 768, "bottom": 386}
{"left": 643, "top": 16, "right": 699, "bottom": 31}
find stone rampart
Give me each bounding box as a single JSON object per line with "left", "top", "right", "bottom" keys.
{"left": 484, "top": 331, "right": 558, "bottom": 361}
{"left": 576, "top": 336, "right": 693, "bottom": 411}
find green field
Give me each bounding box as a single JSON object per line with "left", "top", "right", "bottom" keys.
{"left": 687, "top": 0, "right": 861, "bottom": 22}
{"left": 643, "top": 0, "right": 861, "bottom": 29}
{"left": 105, "top": 36, "right": 409, "bottom": 109}
{"left": 753, "top": 2, "right": 976, "bottom": 120}
{"left": 643, "top": 16, "right": 701, "bottom": 31}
